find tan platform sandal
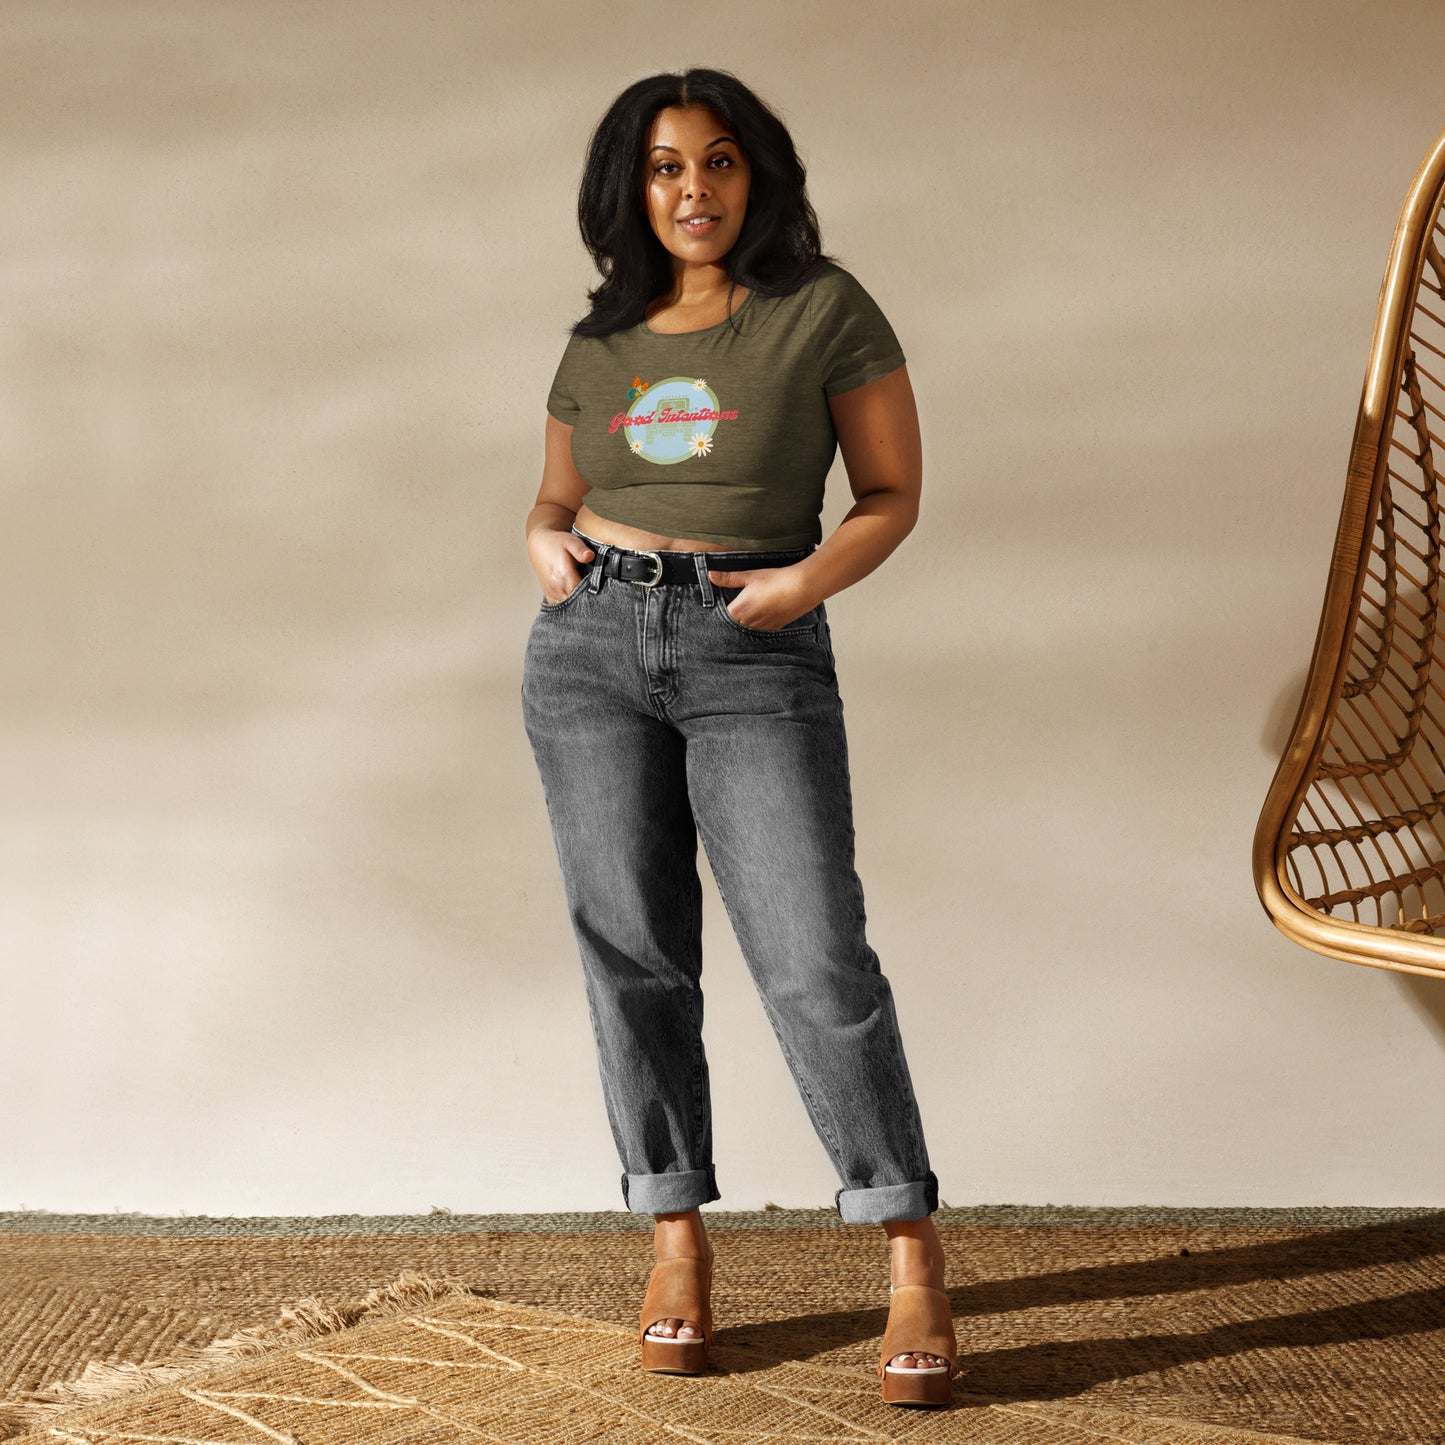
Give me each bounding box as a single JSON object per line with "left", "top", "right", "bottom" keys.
{"left": 877, "top": 1282, "right": 961, "bottom": 1406}
{"left": 638, "top": 1253, "right": 714, "bottom": 1375}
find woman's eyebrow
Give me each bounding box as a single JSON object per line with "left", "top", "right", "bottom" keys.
{"left": 649, "top": 137, "right": 737, "bottom": 154}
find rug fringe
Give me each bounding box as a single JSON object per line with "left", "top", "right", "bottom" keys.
{"left": 0, "top": 1269, "right": 482, "bottom": 1438}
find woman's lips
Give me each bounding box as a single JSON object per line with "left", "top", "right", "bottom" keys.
{"left": 679, "top": 216, "right": 720, "bottom": 235}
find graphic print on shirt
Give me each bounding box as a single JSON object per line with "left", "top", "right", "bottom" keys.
{"left": 608, "top": 375, "right": 740, "bottom": 466}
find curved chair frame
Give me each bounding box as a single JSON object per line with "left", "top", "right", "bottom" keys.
{"left": 1254, "top": 128, "right": 1445, "bottom": 978}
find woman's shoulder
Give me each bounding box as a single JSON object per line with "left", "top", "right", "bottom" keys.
{"left": 801, "top": 259, "right": 898, "bottom": 335}
{"left": 801, "top": 258, "right": 906, "bottom": 392}
{"left": 746, "top": 260, "right": 870, "bottom": 335}
{"left": 803, "top": 258, "right": 883, "bottom": 308}
{"left": 807, "top": 257, "right": 852, "bottom": 287}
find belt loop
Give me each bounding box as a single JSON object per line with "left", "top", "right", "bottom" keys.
{"left": 588, "top": 541, "right": 612, "bottom": 592}
{"left": 692, "top": 551, "right": 716, "bottom": 607}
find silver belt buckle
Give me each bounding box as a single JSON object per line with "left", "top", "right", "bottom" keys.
{"left": 631, "top": 550, "right": 664, "bottom": 590}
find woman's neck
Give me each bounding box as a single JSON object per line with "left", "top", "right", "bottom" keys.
{"left": 662, "top": 261, "right": 734, "bottom": 308}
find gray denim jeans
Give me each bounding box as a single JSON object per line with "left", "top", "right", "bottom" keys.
{"left": 521, "top": 527, "right": 939, "bottom": 1224}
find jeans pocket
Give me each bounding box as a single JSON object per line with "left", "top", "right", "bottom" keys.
{"left": 539, "top": 569, "right": 592, "bottom": 611}
{"left": 714, "top": 585, "right": 818, "bottom": 637}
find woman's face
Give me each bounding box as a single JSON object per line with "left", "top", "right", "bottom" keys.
{"left": 641, "top": 104, "right": 750, "bottom": 273}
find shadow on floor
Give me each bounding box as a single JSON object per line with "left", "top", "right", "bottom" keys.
{"left": 716, "top": 1213, "right": 1445, "bottom": 1405}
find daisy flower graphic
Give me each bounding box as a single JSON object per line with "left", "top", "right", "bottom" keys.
{"left": 689, "top": 431, "right": 714, "bottom": 457}
{"left": 692, "top": 378, "right": 707, "bottom": 390}
{"left": 630, "top": 438, "right": 644, "bottom": 453}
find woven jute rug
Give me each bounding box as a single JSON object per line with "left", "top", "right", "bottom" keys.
{"left": 1, "top": 1206, "right": 1442, "bottom": 1444}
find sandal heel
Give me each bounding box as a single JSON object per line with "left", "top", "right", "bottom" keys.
{"left": 877, "top": 1282, "right": 960, "bottom": 1407}
{"left": 638, "top": 1254, "right": 715, "bottom": 1376}
{"left": 639, "top": 1330, "right": 709, "bottom": 1374}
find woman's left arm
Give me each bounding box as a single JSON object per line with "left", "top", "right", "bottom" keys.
{"left": 705, "top": 364, "right": 922, "bottom": 627}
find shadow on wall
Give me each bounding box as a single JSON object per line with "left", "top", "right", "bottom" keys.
{"left": 1260, "top": 666, "right": 1309, "bottom": 765}
{"left": 1406, "top": 975, "right": 1445, "bottom": 1044}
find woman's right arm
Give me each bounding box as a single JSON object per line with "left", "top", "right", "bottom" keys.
{"left": 526, "top": 414, "right": 596, "bottom": 602}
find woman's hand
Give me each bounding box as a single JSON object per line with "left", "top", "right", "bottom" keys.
{"left": 529, "top": 526, "right": 596, "bottom": 604}
{"left": 707, "top": 564, "right": 819, "bottom": 631}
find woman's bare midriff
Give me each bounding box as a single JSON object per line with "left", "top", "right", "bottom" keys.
{"left": 572, "top": 504, "right": 743, "bottom": 554}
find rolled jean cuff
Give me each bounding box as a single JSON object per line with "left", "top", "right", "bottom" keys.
{"left": 621, "top": 1165, "right": 721, "bottom": 1215}
{"left": 834, "top": 1170, "right": 938, "bottom": 1224}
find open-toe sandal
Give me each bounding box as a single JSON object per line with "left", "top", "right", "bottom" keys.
{"left": 638, "top": 1254, "right": 714, "bottom": 1375}
{"left": 877, "top": 1281, "right": 960, "bottom": 1406}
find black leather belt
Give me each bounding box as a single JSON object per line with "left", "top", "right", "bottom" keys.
{"left": 589, "top": 543, "right": 812, "bottom": 589}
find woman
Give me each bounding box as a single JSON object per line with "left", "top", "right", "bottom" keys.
{"left": 521, "top": 68, "right": 959, "bottom": 1407}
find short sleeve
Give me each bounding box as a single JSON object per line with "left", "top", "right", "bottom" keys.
{"left": 808, "top": 265, "right": 907, "bottom": 396}
{"left": 545, "top": 333, "right": 583, "bottom": 424}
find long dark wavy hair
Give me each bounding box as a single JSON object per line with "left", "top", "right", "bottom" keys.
{"left": 570, "top": 68, "right": 837, "bottom": 338}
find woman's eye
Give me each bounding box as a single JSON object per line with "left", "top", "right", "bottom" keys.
{"left": 653, "top": 155, "right": 733, "bottom": 176}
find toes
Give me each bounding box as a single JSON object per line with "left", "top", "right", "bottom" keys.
{"left": 889, "top": 1352, "right": 943, "bottom": 1369}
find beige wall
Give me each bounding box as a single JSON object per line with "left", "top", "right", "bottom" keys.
{"left": 5, "top": 0, "right": 1444, "bottom": 1215}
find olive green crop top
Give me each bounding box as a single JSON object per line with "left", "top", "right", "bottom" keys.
{"left": 545, "top": 261, "right": 906, "bottom": 549}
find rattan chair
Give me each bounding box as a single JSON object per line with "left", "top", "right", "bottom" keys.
{"left": 1255, "top": 127, "right": 1445, "bottom": 979}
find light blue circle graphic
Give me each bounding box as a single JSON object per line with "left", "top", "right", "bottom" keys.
{"left": 625, "top": 377, "right": 721, "bottom": 465}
